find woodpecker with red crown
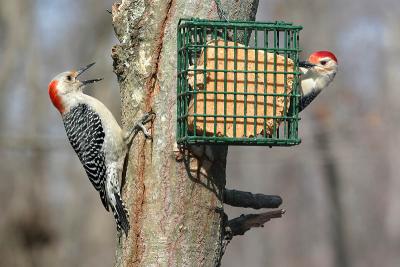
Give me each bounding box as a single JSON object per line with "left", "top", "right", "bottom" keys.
{"left": 48, "top": 63, "right": 155, "bottom": 236}
{"left": 297, "top": 51, "right": 338, "bottom": 112}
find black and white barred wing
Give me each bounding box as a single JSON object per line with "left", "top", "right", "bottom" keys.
{"left": 63, "top": 104, "right": 109, "bottom": 211}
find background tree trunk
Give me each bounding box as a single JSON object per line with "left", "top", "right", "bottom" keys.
{"left": 111, "top": 0, "right": 258, "bottom": 265}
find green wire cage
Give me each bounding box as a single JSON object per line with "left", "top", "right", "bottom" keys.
{"left": 177, "top": 18, "right": 303, "bottom": 146}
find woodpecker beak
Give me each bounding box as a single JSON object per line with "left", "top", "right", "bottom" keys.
{"left": 299, "top": 61, "right": 316, "bottom": 69}
{"left": 80, "top": 78, "right": 103, "bottom": 86}
{"left": 77, "top": 62, "right": 96, "bottom": 77}
{"left": 76, "top": 62, "right": 103, "bottom": 86}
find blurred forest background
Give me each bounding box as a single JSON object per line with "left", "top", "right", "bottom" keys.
{"left": 1, "top": 0, "right": 399, "bottom": 266}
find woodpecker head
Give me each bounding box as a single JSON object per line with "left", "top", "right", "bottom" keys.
{"left": 299, "top": 51, "right": 338, "bottom": 94}
{"left": 48, "top": 63, "right": 102, "bottom": 113}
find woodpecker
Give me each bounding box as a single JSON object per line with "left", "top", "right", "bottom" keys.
{"left": 297, "top": 51, "right": 338, "bottom": 112}
{"left": 48, "top": 63, "right": 155, "bottom": 236}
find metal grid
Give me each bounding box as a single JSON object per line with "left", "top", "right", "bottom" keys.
{"left": 177, "top": 18, "right": 303, "bottom": 146}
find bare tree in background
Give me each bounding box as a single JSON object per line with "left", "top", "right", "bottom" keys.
{"left": 110, "top": 0, "right": 284, "bottom": 265}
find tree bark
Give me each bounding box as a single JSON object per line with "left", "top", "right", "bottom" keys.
{"left": 111, "top": 0, "right": 258, "bottom": 265}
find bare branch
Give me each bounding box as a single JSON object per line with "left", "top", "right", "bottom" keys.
{"left": 226, "top": 209, "right": 285, "bottom": 237}
{"left": 224, "top": 188, "right": 282, "bottom": 209}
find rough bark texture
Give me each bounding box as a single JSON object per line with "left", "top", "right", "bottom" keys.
{"left": 111, "top": 0, "right": 258, "bottom": 266}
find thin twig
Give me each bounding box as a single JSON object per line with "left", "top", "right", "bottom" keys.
{"left": 221, "top": 209, "right": 285, "bottom": 254}
{"left": 226, "top": 209, "right": 285, "bottom": 237}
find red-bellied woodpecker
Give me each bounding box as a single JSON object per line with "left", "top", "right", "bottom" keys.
{"left": 48, "top": 63, "right": 155, "bottom": 236}
{"left": 298, "top": 51, "right": 338, "bottom": 112}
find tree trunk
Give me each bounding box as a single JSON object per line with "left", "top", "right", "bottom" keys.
{"left": 111, "top": 1, "right": 258, "bottom": 265}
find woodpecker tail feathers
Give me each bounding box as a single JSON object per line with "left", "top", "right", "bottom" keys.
{"left": 111, "top": 192, "right": 130, "bottom": 236}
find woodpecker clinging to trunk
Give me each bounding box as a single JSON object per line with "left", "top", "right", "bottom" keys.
{"left": 48, "top": 63, "right": 155, "bottom": 236}
{"left": 297, "top": 51, "right": 338, "bottom": 112}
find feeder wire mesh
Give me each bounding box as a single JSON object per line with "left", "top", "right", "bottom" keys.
{"left": 177, "top": 19, "right": 303, "bottom": 146}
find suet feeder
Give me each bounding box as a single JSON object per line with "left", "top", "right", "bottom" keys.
{"left": 177, "top": 18, "right": 303, "bottom": 146}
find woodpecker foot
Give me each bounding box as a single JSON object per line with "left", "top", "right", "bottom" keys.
{"left": 134, "top": 112, "right": 156, "bottom": 139}
{"left": 124, "top": 112, "right": 156, "bottom": 144}
{"left": 137, "top": 124, "right": 151, "bottom": 139}
{"left": 139, "top": 112, "right": 156, "bottom": 126}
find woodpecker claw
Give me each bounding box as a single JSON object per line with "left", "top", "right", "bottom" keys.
{"left": 138, "top": 112, "right": 156, "bottom": 139}
{"left": 142, "top": 127, "right": 152, "bottom": 139}
{"left": 123, "top": 112, "right": 156, "bottom": 144}
{"left": 140, "top": 112, "right": 156, "bottom": 125}
{"left": 134, "top": 123, "right": 151, "bottom": 139}
{"left": 132, "top": 112, "right": 156, "bottom": 139}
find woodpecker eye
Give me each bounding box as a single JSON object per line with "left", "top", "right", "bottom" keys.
{"left": 66, "top": 75, "right": 72, "bottom": 81}
{"left": 320, "top": 60, "right": 327, "bottom": 65}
